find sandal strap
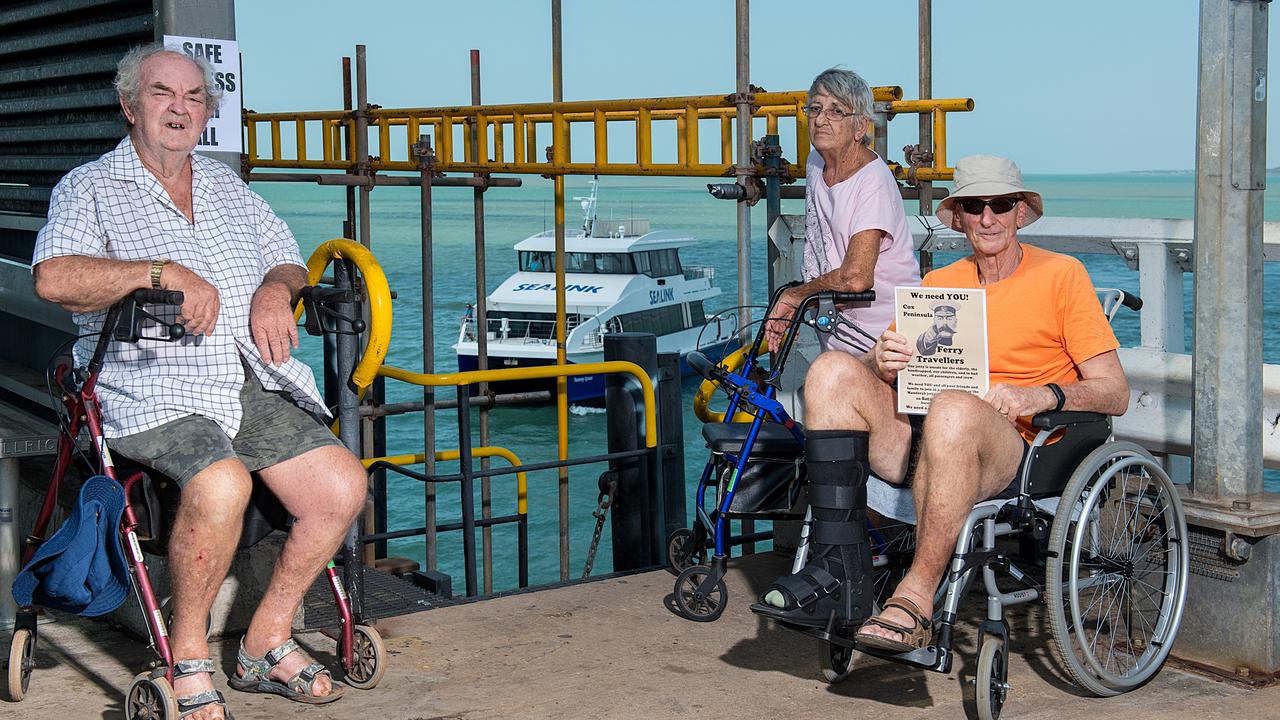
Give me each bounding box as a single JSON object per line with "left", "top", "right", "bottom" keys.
{"left": 286, "top": 663, "right": 332, "bottom": 696}
{"left": 173, "top": 658, "right": 216, "bottom": 678}
{"left": 177, "top": 689, "right": 228, "bottom": 718}
{"left": 263, "top": 638, "right": 303, "bottom": 666}
{"left": 772, "top": 565, "right": 840, "bottom": 607}
{"left": 881, "top": 595, "right": 930, "bottom": 629}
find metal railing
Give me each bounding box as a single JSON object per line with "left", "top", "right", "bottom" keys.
{"left": 373, "top": 359, "right": 658, "bottom": 596}
{"left": 243, "top": 88, "right": 972, "bottom": 182}
{"left": 683, "top": 265, "right": 716, "bottom": 282}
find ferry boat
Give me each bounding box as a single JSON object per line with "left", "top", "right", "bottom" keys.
{"left": 453, "top": 182, "right": 739, "bottom": 402}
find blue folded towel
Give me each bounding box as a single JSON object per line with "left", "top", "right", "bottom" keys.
{"left": 11, "top": 475, "right": 131, "bottom": 617}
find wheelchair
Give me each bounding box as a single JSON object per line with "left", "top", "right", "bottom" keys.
{"left": 674, "top": 285, "right": 1189, "bottom": 720}
{"left": 7, "top": 287, "right": 387, "bottom": 717}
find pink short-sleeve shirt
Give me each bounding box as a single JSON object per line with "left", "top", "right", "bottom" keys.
{"left": 802, "top": 151, "right": 921, "bottom": 353}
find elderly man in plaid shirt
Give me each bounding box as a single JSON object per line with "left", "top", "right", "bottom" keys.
{"left": 32, "top": 45, "right": 364, "bottom": 719}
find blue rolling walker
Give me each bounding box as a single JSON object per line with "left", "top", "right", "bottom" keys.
{"left": 668, "top": 283, "right": 875, "bottom": 622}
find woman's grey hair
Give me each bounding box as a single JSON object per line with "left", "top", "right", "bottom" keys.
{"left": 114, "top": 43, "right": 223, "bottom": 121}
{"left": 808, "top": 67, "right": 874, "bottom": 146}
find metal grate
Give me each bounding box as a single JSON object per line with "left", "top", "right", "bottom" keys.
{"left": 302, "top": 566, "right": 449, "bottom": 629}
{"left": 1187, "top": 527, "right": 1243, "bottom": 582}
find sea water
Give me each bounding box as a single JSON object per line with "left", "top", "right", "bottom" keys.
{"left": 257, "top": 173, "right": 1280, "bottom": 592}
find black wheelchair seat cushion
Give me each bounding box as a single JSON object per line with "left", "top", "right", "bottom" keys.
{"left": 702, "top": 421, "right": 804, "bottom": 457}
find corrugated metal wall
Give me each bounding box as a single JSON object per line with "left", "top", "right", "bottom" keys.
{"left": 0, "top": 0, "right": 154, "bottom": 227}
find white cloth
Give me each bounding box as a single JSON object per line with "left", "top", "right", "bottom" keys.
{"left": 32, "top": 137, "right": 326, "bottom": 439}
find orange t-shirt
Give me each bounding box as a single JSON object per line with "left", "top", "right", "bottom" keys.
{"left": 921, "top": 244, "right": 1120, "bottom": 437}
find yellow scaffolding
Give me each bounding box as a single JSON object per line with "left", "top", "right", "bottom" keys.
{"left": 244, "top": 88, "right": 972, "bottom": 182}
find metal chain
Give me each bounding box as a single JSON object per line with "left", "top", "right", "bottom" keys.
{"left": 582, "top": 477, "right": 617, "bottom": 578}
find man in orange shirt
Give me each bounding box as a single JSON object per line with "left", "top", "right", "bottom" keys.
{"left": 756, "top": 156, "right": 1129, "bottom": 653}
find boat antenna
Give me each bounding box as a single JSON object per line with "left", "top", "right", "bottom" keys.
{"left": 572, "top": 176, "right": 599, "bottom": 236}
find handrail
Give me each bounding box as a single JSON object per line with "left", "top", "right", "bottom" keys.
{"left": 692, "top": 344, "right": 758, "bottom": 424}
{"left": 244, "top": 88, "right": 972, "bottom": 182}
{"left": 362, "top": 446, "right": 529, "bottom": 515}
{"left": 296, "top": 239, "right": 393, "bottom": 394}
{"left": 378, "top": 361, "right": 657, "bottom": 448}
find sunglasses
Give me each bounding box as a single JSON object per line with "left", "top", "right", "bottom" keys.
{"left": 956, "top": 196, "right": 1021, "bottom": 215}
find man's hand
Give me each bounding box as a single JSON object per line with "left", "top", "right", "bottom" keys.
{"left": 870, "top": 330, "right": 913, "bottom": 383}
{"left": 984, "top": 383, "right": 1056, "bottom": 423}
{"left": 160, "top": 263, "right": 221, "bottom": 336}
{"left": 764, "top": 293, "right": 798, "bottom": 354}
{"left": 250, "top": 280, "right": 298, "bottom": 366}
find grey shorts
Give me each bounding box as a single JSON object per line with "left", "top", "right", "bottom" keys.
{"left": 110, "top": 364, "right": 342, "bottom": 487}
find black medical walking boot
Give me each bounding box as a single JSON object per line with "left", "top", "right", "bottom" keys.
{"left": 751, "top": 429, "right": 873, "bottom": 629}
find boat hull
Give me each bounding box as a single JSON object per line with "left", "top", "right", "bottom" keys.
{"left": 457, "top": 337, "right": 738, "bottom": 404}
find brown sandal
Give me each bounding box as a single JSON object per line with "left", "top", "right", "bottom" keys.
{"left": 854, "top": 595, "right": 932, "bottom": 653}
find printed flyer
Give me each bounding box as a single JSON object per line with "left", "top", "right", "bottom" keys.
{"left": 894, "top": 287, "right": 989, "bottom": 414}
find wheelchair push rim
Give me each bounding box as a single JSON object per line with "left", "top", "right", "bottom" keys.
{"left": 1046, "top": 442, "right": 1188, "bottom": 696}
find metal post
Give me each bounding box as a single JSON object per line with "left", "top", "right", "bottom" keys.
{"left": 470, "top": 48, "right": 495, "bottom": 595}
{"left": 355, "top": 45, "right": 371, "bottom": 248}
{"left": 917, "top": 0, "right": 934, "bottom": 274}
{"left": 415, "top": 135, "right": 438, "bottom": 569}
{"left": 0, "top": 458, "right": 17, "bottom": 629}
{"left": 551, "top": 0, "right": 570, "bottom": 581}
{"left": 334, "top": 260, "right": 365, "bottom": 617}
{"left": 456, "top": 393, "right": 479, "bottom": 597}
{"left": 604, "top": 333, "right": 659, "bottom": 570}
{"left": 763, "top": 134, "right": 781, "bottom": 293}
{"left": 734, "top": 0, "right": 752, "bottom": 335}
{"left": 342, "top": 56, "right": 356, "bottom": 240}
{"left": 1191, "top": 0, "right": 1267, "bottom": 499}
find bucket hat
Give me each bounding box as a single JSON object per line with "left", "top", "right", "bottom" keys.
{"left": 935, "top": 155, "right": 1044, "bottom": 230}
{"left": 11, "top": 475, "right": 130, "bottom": 617}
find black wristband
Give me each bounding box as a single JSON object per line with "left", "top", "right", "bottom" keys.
{"left": 1045, "top": 382, "right": 1065, "bottom": 412}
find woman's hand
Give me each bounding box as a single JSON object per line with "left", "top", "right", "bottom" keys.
{"left": 764, "top": 293, "right": 798, "bottom": 354}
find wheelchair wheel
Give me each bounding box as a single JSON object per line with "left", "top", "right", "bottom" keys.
{"left": 818, "top": 634, "right": 855, "bottom": 684}
{"left": 975, "top": 636, "right": 1008, "bottom": 720}
{"left": 1046, "top": 441, "right": 1188, "bottom": 697}
{"left": 127, "top": 670, "right": 179, "bottom": 720}
{"left": 674, "top": 566, "right": 727, "bottom": 622}
{"left": 6, "top": 626, "right": 35, "bottom": 702}
{"left": 666, "top": 527, "right": 707, "bottom": 576}
{"left": 343, "top": 624, "right": 387, "bottom": 690}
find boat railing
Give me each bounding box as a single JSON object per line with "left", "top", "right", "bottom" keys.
{"left": 458, "top": 313, "right": 586, "bottom": 346}
{"left": 683, "top": 265, "right": 715, "bottom": 282}
{"left": 576, "top": 316, "right": 625, "bottom": 350}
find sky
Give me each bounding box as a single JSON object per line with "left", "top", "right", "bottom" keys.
{"left": 234, "top": 1, "right": 1279, "bottom": 174}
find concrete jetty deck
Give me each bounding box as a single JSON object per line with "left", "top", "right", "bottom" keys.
{"left": 5, "top": 551, "right": 1279, "bottom": 720}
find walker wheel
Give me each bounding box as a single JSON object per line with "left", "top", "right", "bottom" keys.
{"left": 665, "top": 528, "right": 706, "bottom": 576}
{"left": 6, "top": 626, "right": 35, "bottom": 702}
{"left": 343, "top": 624, "right": 387, "bottom": 690}
{"left": 127, "top": 670, "right": 178, "bottom": 720}
{"left": 975, "top": 636, "right": 1007, "bottom": 720}
{"left": 819, "top": 635, "right": 855, "bottom": 684}
{"left": 673, "top": 566, "right": 727, "bottom": 622}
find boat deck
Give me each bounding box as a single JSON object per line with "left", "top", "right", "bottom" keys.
{"left": 7, "top": 551, "right": 1279, "bottom": 720}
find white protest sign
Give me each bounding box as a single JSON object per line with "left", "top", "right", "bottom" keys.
{"left": 162, "top": 35, "right": 241, "bottom": 154}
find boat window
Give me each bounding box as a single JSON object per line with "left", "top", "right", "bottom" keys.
{"left": 689, "top": 300, "right": 706, "bottom": 326}
{"left": 614, "top": 305, "right": 686, "bottom": 336}
{"left": 633, "top": 249, "right": 683, "bottom": 278}
{"left": 595, "top": 253, "right": 635, "bottom": 274}
{"left": 522, "top": 251, "right": 635, "bottom": 274}
{"left": 520, "top": 251, "right": 553, "bottom": 272}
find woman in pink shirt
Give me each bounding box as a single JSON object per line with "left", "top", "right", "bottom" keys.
{"left": 764, "top": 68, "right": 920, "bottom": 355}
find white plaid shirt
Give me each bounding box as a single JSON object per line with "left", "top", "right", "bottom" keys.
{"left": 32, "top": 136, "right": 327, "bottom": 439}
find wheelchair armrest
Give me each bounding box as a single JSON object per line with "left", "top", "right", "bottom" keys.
{"left": 1031, "top": 411, "right": 1107, "bottom": 429}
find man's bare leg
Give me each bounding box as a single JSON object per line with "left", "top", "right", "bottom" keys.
{"left": 857, "top": 391, "right": 1024, "bottom": 645}
{"left": 169, "top": 458, "right": 253, "bottom": 720}
{"left": 803, "top": 351, "right": 914, "bottom": 482}
{"left": 237, "top": 445, "right": 366, "bottom": 698}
